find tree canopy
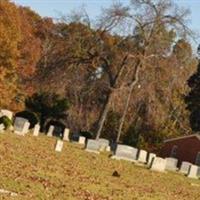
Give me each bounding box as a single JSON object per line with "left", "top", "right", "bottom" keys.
{"left": 0, "top": 0, "right": 198, "bottom": 151}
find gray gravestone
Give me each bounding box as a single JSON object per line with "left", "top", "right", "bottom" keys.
{"left": 63, "top": 128, "right": 70, "bottom": 141}
{"left": 111, "top": 144, "right": 138, "bottom": 162}
{"left": 187, "top": 165, "right": 199, "bottom": 179}
{"left": 165, "top": 157, "right": 178, "bottom": 171}
{"left": 98, "top": 138, "right": 109, "bottom": 151}
{"left": 137, "top": 149, "right": 148, "bottom": 163}
{"left": 79, "top": 136, "right": 86, "bottom": 144}
{"left": 197, "top": 167, "right": 200, "bottom": 177}
{"left": 33, "top": 124, "right": 40, "bottom": 136}
{"left": 14, "top": 117, "right": 29, "bottom": 135}
{"left": 147, "top": 153, "right": 156, "bottom": 166}
{"left": 85, "top": 139, "right": 100, "bottom": 154}
{"left": 179, "top": 161, "right": 192, "bottom": 174}
{"left": 55, "top": 140, "right": 64, "bottom": 152}
{"left": 47, "top": 125, "right": 54, "bottom": 137}
{"left": 150, "top": 157, "right": 166, "bottom": 172}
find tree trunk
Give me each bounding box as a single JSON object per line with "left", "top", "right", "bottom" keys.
{"left": 95, "top": 55, "right": 128, "bottom": 139}
{"left": 95, "top": 92, "right": 112, "bottom": 139}
{"left": 116, "top": 62, "right": 141, "bottom": 143}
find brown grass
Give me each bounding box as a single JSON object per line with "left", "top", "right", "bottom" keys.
{"left": 0, "top": 132, "right": 200, "bottom": 200}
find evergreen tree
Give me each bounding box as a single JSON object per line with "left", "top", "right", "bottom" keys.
{"left": 185, "top": 48, "right": 200, "bottom": 131}
{"left": 25, "top": 92, "right": 70, "bottom": 130}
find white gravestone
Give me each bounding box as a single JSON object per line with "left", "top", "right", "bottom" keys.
{"left": 33, "top": 124, "right": 40, "bottom": 136}
{"left": 79, "top": 136, "right": 86, "bottom": 144}
{"left": 106, "top": 146, "right": 111, "bottom": 152}
{"left": 55, "top": 140, "right": 64, "bottom": 152}
{"left": 187, "top": 165, "right": 199, "bottom": 179}
{"left": 150, "top": 157, "right": 167, "bottom": 172}
{"left": 137, "top": 149, "right": 148, "bottom": 163}
{"left": 111, "top": 145, "right": 138, "bottom": 163}
{"left": 85, "top": 139, "right": 100, "bottom": 154}
{"left": 0, "top": 109, "right": 13, "bottom": 120}
{"left": 63, "top": 128, "right": 70, "bottom": 141}
{"left": 179, "top": 161, "right": 192, "bottom": 174}
{"left": 47, "top": 125, "right": 54, "bottom": 137}
{"left": 147, "top": 153, "right": 156, "bottom": 166}
{"left": 9, "top": 125, "right": 14, "bottom": 131}
{"left": 14, "top": 117, "right": 29, "bottom": 135}
{"left": 165, "top": 157, "right": 178, "bottom": 171}
{"left": 98, "top": 138, "right": 109, "bottom": 151}
{"left": 22, "top": 121, "right": 30, "bottom": 135}
{"left": 0, "top": 124, "right": 5, "bottom": 133}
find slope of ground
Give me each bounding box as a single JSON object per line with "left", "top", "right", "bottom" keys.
{"left": 0, "top": 132, "right": 200, "bottom": 200}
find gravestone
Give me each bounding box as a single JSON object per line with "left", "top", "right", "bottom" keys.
{"left": 197, "top": 167, "right": 200, "bottom": 177}
{"left": 98, "top": 138, "right": 109, "bottom": 151}
{"left": 165, "top": 157, "right": 178, "bottom": 171}
{"left": 106, "top": 146, "right": 111, "bottom": 152}
{"left": 63, "top": 128, "right": 70, "bottom": 141}
{"left": 22, "top": 121, "right": 30, "bottom": 135}
{"left": 111, "top": 145, "right": 138, "bottom": 162}
{"left": 79, "top": 136, "right": 86, "bottom": 145}
{"left": 187, "top": 165, "right": 199, "bottom": 179}
{"left": 150, "top": 157, "right": 166, "bottom": 172}
{"left": 47, "top": 125, "right": 54, "bottom": 137}
{"left": 0, "top": 124, "right": 5, "bottom": 133}
{"left": 9, "top": 125, "right": 14, "bottom": 131}
{"left": 0, "top": 109, "right": 13, "bottom": 120}
{"left": 55, "top": 140, "right": 64, "bottom": 152}
{"left": 14, "top": 117, "right": 29, "bottom": 135}
{"left": 33, "top": 124, "right": 40, "bottom": 136}
{"left": 179, "top": 161, "right": 192, "bottom": 174}
{"left": 147, "top": 153, "right": 156, "bottom": 166}
{"left": 137, "top": 149, "right": 148, "bottom": 163}
{"left": 85, "top": 139, "right": 100, "bottom": 154}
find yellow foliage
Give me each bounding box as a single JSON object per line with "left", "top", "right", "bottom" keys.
{"left": 0, "top": 0, "right": 22, "bottom": 108}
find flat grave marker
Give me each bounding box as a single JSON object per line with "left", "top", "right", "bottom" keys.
{"left": 55, "top": 140, "right": 64, "bottom": 152}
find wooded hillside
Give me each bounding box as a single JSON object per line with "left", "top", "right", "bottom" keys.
{"left": 0, "top": 0, "right": 198, "bottom": 151}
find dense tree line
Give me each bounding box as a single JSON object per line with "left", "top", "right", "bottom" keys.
{"left": 0, "top": 0, "right": 198, "bottom": 151}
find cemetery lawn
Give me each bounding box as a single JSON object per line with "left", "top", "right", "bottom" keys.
{"left": 0, "top": 133, "right": 200, "bottom": 200}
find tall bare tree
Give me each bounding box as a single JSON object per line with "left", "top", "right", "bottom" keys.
{"left": 94, "top": 0, "right": 193, "bottom": 141}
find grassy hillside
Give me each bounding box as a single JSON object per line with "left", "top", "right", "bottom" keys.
{"left": 0, "top": 132, "right": 200, "bottom": 200}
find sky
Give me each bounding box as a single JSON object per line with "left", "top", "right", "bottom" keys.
{"left": 12, "top": 0, "right": 200, "bottom": 48}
